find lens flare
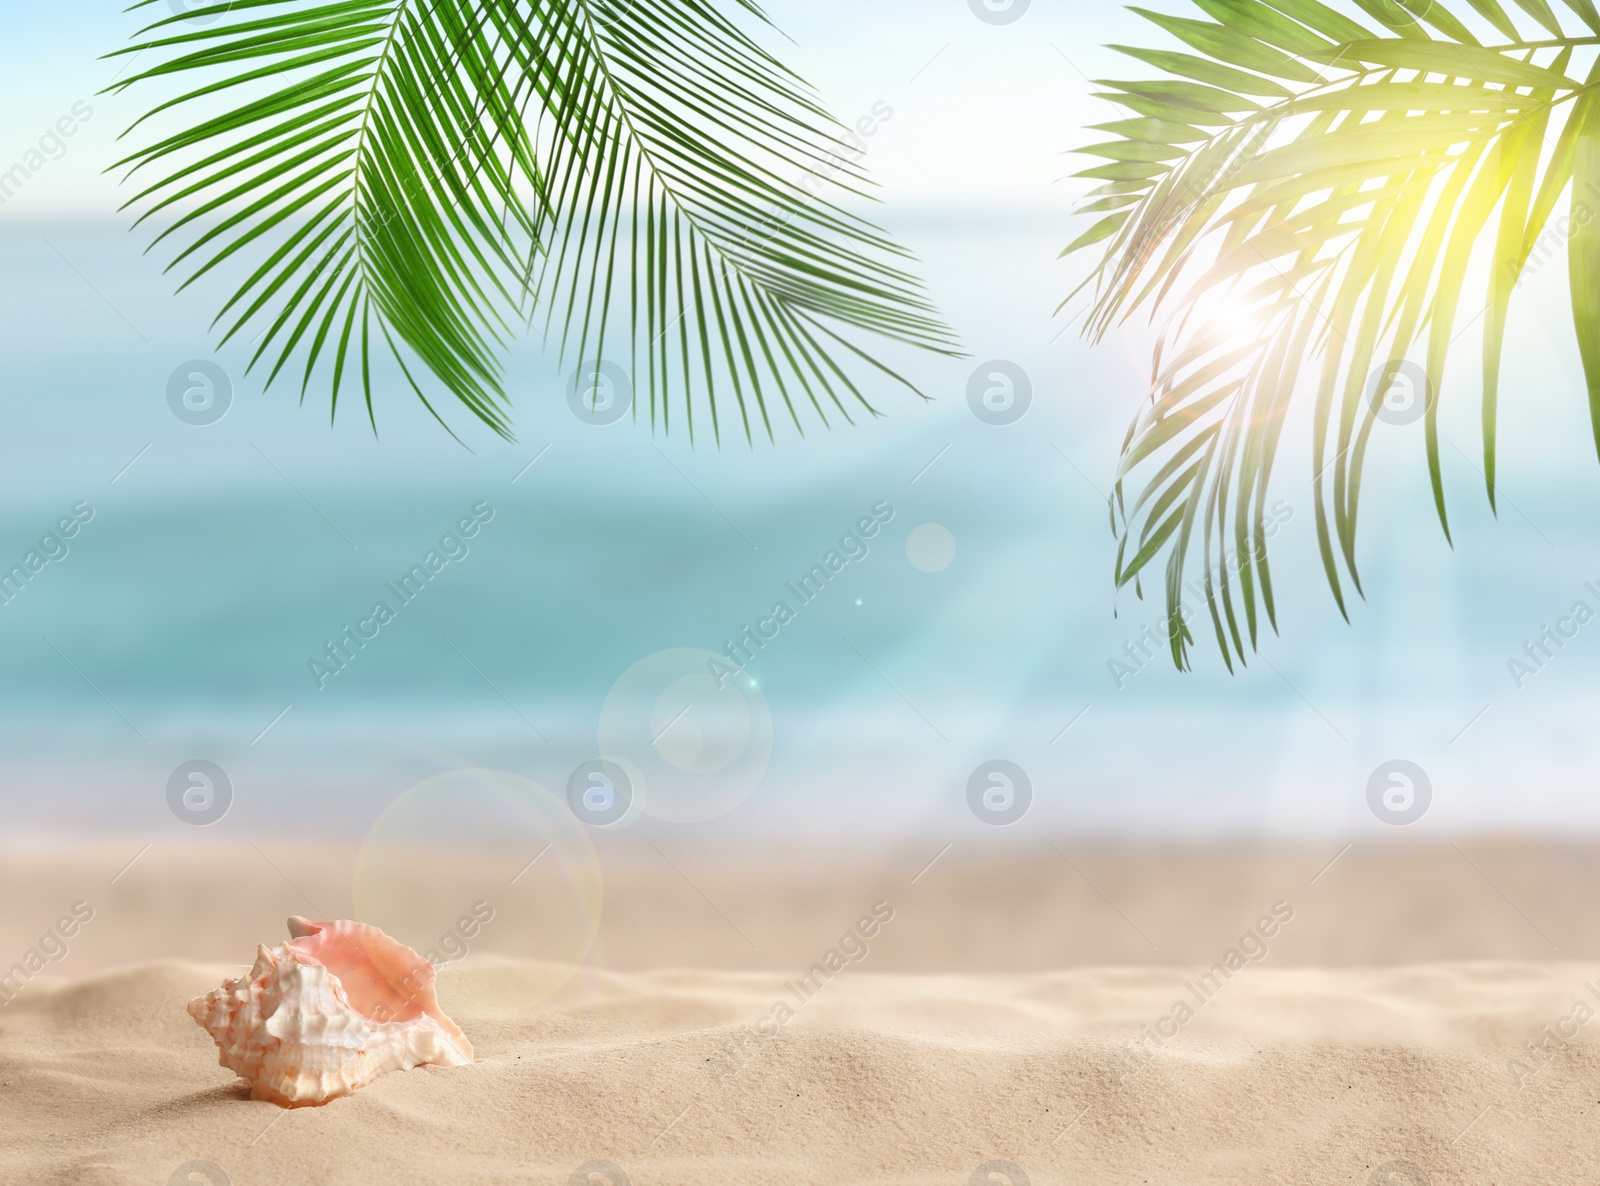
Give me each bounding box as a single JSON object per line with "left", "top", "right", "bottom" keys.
{"left": 353, "top": 769, "right": 602, "bottom": 1016}
{"left": 599, "top": 648, "right": 772, "bottom": 822}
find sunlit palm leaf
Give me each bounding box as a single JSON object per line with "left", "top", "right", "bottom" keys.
{"left": 1069, "top": 0, "right": 1600, "bottom": 670}
{"left": 107, "top": 0, "right": 959, "bottom": 442}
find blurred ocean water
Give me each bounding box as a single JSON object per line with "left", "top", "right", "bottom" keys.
{"left": 1, "top": 1, "right": 1599, "bottom": 845}
{"left": 2, "top": 211, "right": 1598, "bottom": 848}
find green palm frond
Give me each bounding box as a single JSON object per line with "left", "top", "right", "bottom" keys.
{"left": 106, "top": 0, "right": 960, "bottom": 443}
{"left": 1068, "top": 0, "right": 1600, "bottom": 670}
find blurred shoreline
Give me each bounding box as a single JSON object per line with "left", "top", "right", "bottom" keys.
{"left": 3, "top": 836, "right": 1593, "bottom": 977}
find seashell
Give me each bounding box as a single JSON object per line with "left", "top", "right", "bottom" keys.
{"left": 188, "top": 916, "right": 472, "bottom": 1107}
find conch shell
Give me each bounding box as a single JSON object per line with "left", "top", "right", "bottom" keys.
{"left": 188, "top": 916, "right": 472, "bottom": 1106}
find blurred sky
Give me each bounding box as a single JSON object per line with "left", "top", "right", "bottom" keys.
{"left": 1, "top": 1, "right": 1598, "bottom": 847}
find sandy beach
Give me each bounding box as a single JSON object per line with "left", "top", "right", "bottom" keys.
{"left": 6, "top": 959, "right": 1600, "bottom": 1184}
{"left": 2, "top": 840, "right": 1598, "bottom": 1183}
{"left": 12, "top": 0, "right": 1600, "bottom": 1180}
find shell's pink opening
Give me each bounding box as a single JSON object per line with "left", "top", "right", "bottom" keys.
{"left": 283, "top": 918, "right": 463, "bottom": 1046}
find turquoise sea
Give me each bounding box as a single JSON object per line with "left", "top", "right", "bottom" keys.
{"left": 2, "top": 4, "right": 1599, "bottom": 846}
